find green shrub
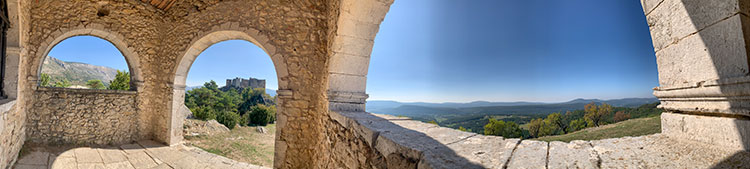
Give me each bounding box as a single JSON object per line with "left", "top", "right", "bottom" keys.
{"left": 216, "top": 111, "right": 241, "bottom": 129}
{"left": 248, "top": 105, "right": 275, "bottom": 126}
{"left": 192, "top": 106, "right": 217, "bottom": 120}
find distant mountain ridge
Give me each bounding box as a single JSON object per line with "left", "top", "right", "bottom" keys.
{"left": 366, "top": 97, "right": 659, "bottom": 118}
{"left": 41, "top": 56, "right": 119, "bottom": 86}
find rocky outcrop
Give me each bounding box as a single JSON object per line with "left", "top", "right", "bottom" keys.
{"left": 182, "top": 119, "right": 229, "bottom": 137}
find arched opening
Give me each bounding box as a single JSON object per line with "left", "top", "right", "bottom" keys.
{"left": 38, "top": 35, "right": 133, "bottom": 90}
{"left": 25, "top": 33, "right": 143, "bottom": 146}
{"left": 182, "top": 40, "right": 277, "bottom": 167}
{"left": 171, "top": 30, "right": 286, "bottom": 168}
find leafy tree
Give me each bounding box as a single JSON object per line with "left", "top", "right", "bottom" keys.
{"left": 53, "top": 79, "right": 72, "bottom": 88}
{"left": 569, "top": 118, "right": 588, "bottom": 132}
{"left": 546, "top": 113, "right": 568, "bottom": 134}
{"left": 584, "top": 102, "right": 612, "bottom": 127}
{"left": 86, "top": 79, "right": 106, "bottom": 89}
{"left": 427, "top": 120, "right": 438, "bottom": 125}
{"left": 205, "top": 80, "right": 219, "bottom": 91}
{"left": 483, "top": 119, "right": 522, "bottom": 138}
{"left": 613, "top": 111, "right": 631, "bottom": 122}
{"left": 40, "top": 73, "right": 51, "bottom": 87}
{"left": 458, "top": 126, "right": 471, "bottom": 132}
{"left": 108, "top": 70, "right": 130, "bottom": 90}
{"left": 527, "top": 118, "right": 544, "bottom": 138}
{"left": 539, "top": 118, "right": 558, "bottom": 136}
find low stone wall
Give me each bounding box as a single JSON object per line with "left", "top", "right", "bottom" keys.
{"left": 0, "top": 100, "right": 21, "bottom": 169}
{"left": 26, "top": 87, "right": 138, "bottom": 145}
{"left": 328, "top": 111, "right": 750, "bottom": 168}
{"left": 327, "top": 111, "right": 511, "bottom": 168}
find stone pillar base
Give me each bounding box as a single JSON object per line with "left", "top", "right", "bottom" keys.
{"left": 661, "top": 112, "right": 750, "bottom": 151}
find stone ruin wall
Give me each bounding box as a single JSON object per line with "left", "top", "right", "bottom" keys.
{"left": 225, "top": 77, "right": 266, "bottom": 90}
{"left": 25, "top": 88, "right": 138, "bottom": 145}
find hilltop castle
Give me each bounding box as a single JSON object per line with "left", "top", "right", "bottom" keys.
{"left": 224, "top": 77, "right": 265, "bottom": 90}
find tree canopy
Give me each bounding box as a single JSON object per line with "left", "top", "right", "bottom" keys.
{"left": 108, "top": 70, "right": 130, "bottom": 90}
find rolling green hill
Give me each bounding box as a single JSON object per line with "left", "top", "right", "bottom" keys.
{"left": 369, "top": 99, "right": 662, "bottom": 134}
{"left": 536, "top": 115, "right": 661, "bottom": 142}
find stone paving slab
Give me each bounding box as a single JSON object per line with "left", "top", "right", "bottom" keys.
{"left": 119, "top": 144, "right": 145, "bottom": 154}
{"left": 444, "top": 135, "right": 519, "bottom": 169}
{"left": 506, "top": 140, "right": 548, "bottom": 169}
{"left": 548, "top": 140, "right": 598, "bottom": 169}
{"left": 49, "top": 157, "right": 76, "bottom": 169}
{"left": 73, "top": 147, "right": 103, "bottom": 163}
{"left": 98, "top": 148, "right": 128, "bottom": 163}
{"left": 16, "top": 152, "right": 49, "bottom": 165}
{"left": 125, "top": 151, "right": 158, "bottom": 169}
{"left": 13, "top": 141, "right": 270, "bottom": 169}
{"left": 593, "top": 134, "right": 750, "bottom": 169}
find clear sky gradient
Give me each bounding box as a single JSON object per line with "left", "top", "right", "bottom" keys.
{"left": 45, "top": 0, "right": 657, "bottom": 103}
{"left": 367, "top": 0, "right": 658, "bottom": 102}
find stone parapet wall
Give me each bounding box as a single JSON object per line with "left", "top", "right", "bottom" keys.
{"left": 0, "top": 100, "right": 21, "bottom": 169}
{"left": 329, "top": 112, "right": 750, "bottom": 168}
{"left": 25, "top": 87, "right": 138, "bottom": 145}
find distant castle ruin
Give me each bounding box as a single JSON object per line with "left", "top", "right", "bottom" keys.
{"left": 224, "top": 77, "right": 266, "bottom": 90}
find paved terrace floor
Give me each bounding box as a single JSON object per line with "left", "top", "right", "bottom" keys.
{"left": 12, "top": 112, "right": 750, "bottom": 169}
{"left": 13, "top": 140, "right": 270, "bottom": 169}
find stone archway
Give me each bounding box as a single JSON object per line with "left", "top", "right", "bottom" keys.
{"left": 170, "top": 27, "right": 289, "bottom": 145}
{"left": 23, "top": 25, "right": 147, "bottom": 145}
{"left": 29, "top": 24, "right": 144, "bottom": 89}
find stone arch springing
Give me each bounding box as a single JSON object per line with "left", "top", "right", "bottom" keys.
{"left": 32, "top": 24, "right": 143, "bottom": 90}
{"left": 168, "top": 26, "right": 289, "bottom": 145}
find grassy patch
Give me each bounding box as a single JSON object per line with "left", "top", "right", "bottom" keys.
{"left": 536, "top": 115, "right": 661, "bottom": 142}
{"left": 185, "top": 124, "right": 275, "bottom": 167}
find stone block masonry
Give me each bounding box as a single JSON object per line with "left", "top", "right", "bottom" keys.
{"left": 26, "top": 87, "right": 138, "bottom": 145}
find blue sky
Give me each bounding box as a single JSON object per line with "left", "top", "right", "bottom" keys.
{"left": 48, "top": 36, "right": 129, "bottom": 71}
{"left": 367, "top": 0, "right": 658, "bottom": 102}
{"left": 45, "top": 0, "right": 657, "bottom": 103}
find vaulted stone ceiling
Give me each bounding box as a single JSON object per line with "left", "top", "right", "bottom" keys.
{"left": 140, "top": 0, "right": 177, "bottom": 10}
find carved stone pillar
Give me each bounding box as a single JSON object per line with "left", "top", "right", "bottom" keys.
{"left": 642, "top": 0, "right": 750, "bottom": 150}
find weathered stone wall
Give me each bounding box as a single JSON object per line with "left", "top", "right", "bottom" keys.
{"left": 0, "top": 101, "right": 21, "bottom": 169}
{"left": 25, "top": 87, "right": 138, "bottom": 145}
{"left": 1, "top": 0, "right": 25, "bottom": 168}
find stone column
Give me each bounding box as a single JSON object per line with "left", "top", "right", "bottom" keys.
{"left": 328, "top": 0, "right": 393, "bottom": 112}
{"left": 642, "top": 0, "right": 750, "bottom": 151}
